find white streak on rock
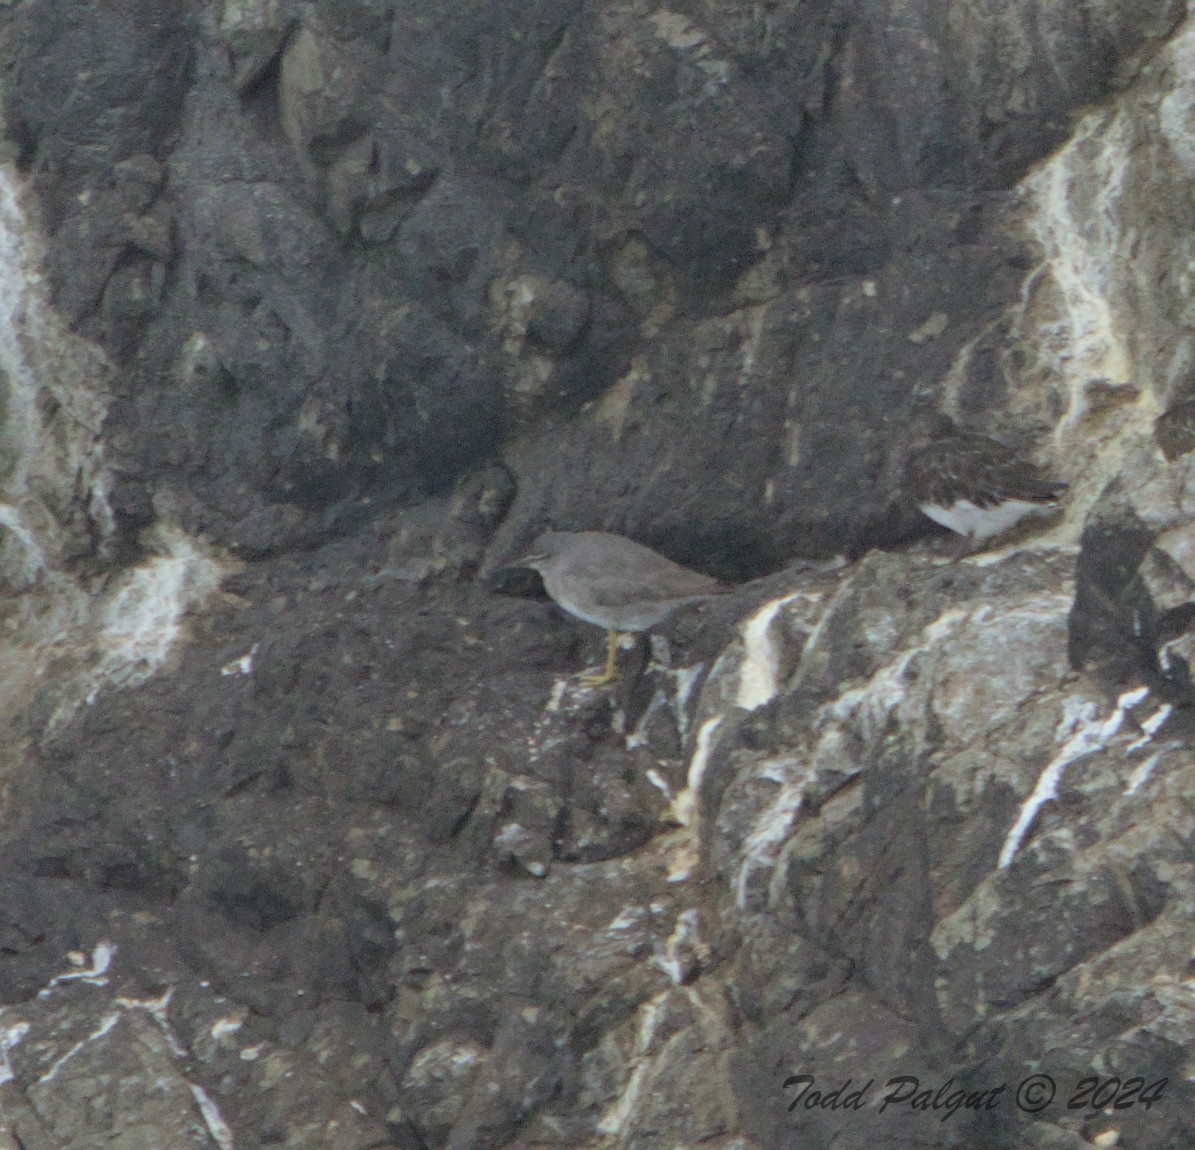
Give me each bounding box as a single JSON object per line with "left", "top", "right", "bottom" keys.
{"left": 733, "top": 756, "right": 809, "bottom": 910}
{"left": 117, "top": 986, "right": 187, "bottom": 1058}
{"left": 0, "top": 164, "right": 232, "bottom": 745}
{"left": 1023, "top": 108, "right": 1133, "bottom": 429}
{"left": 0, "top": 164, "right": 111, "bottom": 587}
{"left": 605, "top": 907, "right": 643, "bottom": 933}
{"left": 645, "top": 768, "right": 673, "bottom": 800}
{"left": 220, "top": 643, "right": 259, "bottom": 677}
{"left": 190, "top": 1084, "right": 237, "bottom": 1150}
{"left": 626, "top": 686, "right": 670, "bottom": 750}
{"left": 671, "top": 663, "right": 704, "bottom": 733}
{"left": 671, "top": 716, "right": 721, "bottom": 830}
{"left": 999, "top": 688, "right": 1148, "bottom": 868}
{"left": 41, "top": 940, "right": 117, "bottom": 995}
{"left": 652, "top": 908, "right": 704, "bottom": 985}
{"left": 210, "top": 1017, "right": 243, "bottom": 1041}
{"left": 36, "top": 1012, "right": 121, "bottom": 1084}
{"left": 1126, "top": 704, "right": 1172, "bottom": 751}
{"left": 544, "top": 679, "right": 568, "bottom": 713}
{"left": 830, "top": 607, "right": 968, "bottom": 740}
{"left": 1125, "top": 751, "right": 1164, "bottom": 797}
{"left": 1158, "top": 23, "right": 1195, "bottom": 175}
{"left": 735, "top": 593, "right": 801, "bottom": 711}
{"left": 86, "top": 529, "right": 223, "bottom": 704}
{"left": 0, "top": 1020, "right": 29, "bottom": 1085}
{"left": 596, "top": 993, "right": 669, "bottom": 1136}
{"left": 666, "top": 716, "right": 722, "bottom": 882}
{"left": 0, "top": 504, "right": 46, "bottom": 587}
{"left": 627, "top": 661, "right": 706, "bottom": 749}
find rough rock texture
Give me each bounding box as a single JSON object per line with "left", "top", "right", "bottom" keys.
{"left": 0, "top": 2, "right": 1193, "bottom": 1150}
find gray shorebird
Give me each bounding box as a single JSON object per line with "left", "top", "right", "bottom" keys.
{"left": 905, "top": 417, "right": 1068, "bottom": 554}
{"left": 518, "top": 530, "right": 731, "bottom": 686}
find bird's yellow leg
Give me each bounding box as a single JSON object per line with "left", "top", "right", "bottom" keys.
{"left": 579, "top": 630, "right": 621, "bottom": 687}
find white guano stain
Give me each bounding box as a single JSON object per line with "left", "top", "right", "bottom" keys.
{"left": 86, "top": 528, "right": 224, "bottom": 704}
{"left": 0, "top": 1020, "right": 29, "bottom": 1086}
{"left": 1022, "top": 108, "right": 1133, "bottom": 430}
{"left": 40, "top": 940, "right": 117, "bottom": 996}
{"left": 118, "top": 986, "right": 187, "bottom": 1058}
{"left": 651, "top": 908, "right": 704, "bottom": 985}
{"left": 1012, "top": 95, "right": 1168, "bottom": 557}
{"left": 1124, "top": 750, "right": 1165, "bottom": 797}
{"left": 191, "top": 1084, "right": 237, "bottom": 1150}
{"left": 210, "top": 1017, "right": 244, "bottom": 1041}
{"left": 220, "top": 643, "right": 259, "bottom": 677}
{"left": 829, "top": 607, "right": 969, "bottom": 741}
{"left": 1126, "top": 704, "right": 1172, "bottom": 751}
{"left": 0, "top": 164, "right": 110, "bottom": 584}
{"left": 666, "top": 716, "right": 722, "bottom": 882}
{"left": 0, "top": 504, "right": 47, "bottom": 587}
{"left": 670, "top": 716, "right": 721, "bottom": 830}
{"left": 35, "top": 1012, "right": 122, "bottom": 1085}
{"left": 735, "top": 593, "right": 803, "bottom": 711}
{"left": 999, "top": 687, "right": 1148, "bottom": 868}
{"left": 628, "top": 653, "right": 707, "bottom": 749}
{"left": 25, "top": 942, "right": 241, "bottom": 1149}
{"left": 733, "top": 756, "right": 810, "bottom": 909}
{"left": 596, "top": 993, "right": 670, "bottom": 1136}
{"left": 0, "top": 162, "right": 229, "bottom": 741}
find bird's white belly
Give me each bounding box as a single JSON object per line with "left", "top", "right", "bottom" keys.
{"left": 920, "top": 498, "right": 1049, "bottom": 541}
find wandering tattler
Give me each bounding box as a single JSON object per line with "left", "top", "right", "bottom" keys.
{"left": 518, "top": 530, "right": 731, "bottom": 686}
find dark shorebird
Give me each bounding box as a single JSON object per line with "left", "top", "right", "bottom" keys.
{"left": 518, "top": 530, "right": 730, "bottom": 686}
{"left": 905, "top": 416, "right": 1068, "bottom": 554}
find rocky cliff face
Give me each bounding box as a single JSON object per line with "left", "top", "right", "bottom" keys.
{"left": 0, "top": 1, "right": 1192, "bottom": 1148}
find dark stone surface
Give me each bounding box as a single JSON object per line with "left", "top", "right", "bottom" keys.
{"left": 2, "top": 0, "right": 1181, "bottom": 556}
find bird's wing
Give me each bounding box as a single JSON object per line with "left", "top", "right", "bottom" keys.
{"left": 914, "top": 436, "right": 1067, "bottom": 508}
{"left": 585, "top": 566, "right": 725, "bottom": 608}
